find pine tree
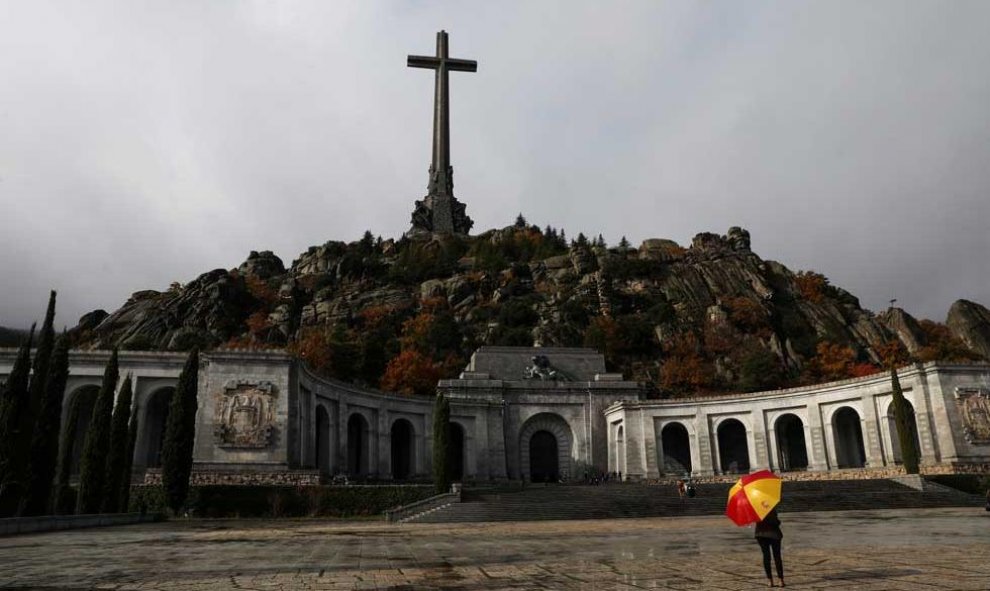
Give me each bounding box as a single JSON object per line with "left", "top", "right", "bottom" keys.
{"left": 0, "top": 326, "right": 34, "bottom": 517}
{"left": 53, "top": 392, "right": 84, "bottom": 514}
{"left": 890, "top": 367, "right": 920, "bottom": 474}
{"left": 118, "top": 405, "right": 139, "bottom": 512}
{"left": 432, "top": 392, "right": 451, "bottom": 494}
{"left": 21, "top": 332, "right": 70, "bottom": 516}
{"left": 161, "top": 349, "right": 199, "bottom": 514}
{"left": 76, "top": 349, "right": 119, "bottom": 514}
{"left": 101, "top": 375, "right": 133, "bottom": 513}
{"left": 514, "top": 213, "right": 527, "bottom": 228}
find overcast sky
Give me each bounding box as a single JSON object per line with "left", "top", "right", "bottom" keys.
{"left": 1, "top": 1, "right": 988, "bottom": 330}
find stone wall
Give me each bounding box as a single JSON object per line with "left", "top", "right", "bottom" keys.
{"left": 608, "top": 362, "right": 990, "bottom": 479}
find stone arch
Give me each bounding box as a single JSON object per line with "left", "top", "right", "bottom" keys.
{"left": 519, "top": 413, "right": 573, "bottom": 482}
{"left": 660, "top": 422, "right": 692, "bottom": 475}
{"left": 390, "top": 418, "right": 414, "bottom": 480}
{"left": 774, "top": 413, "right": 808, "bottom": 471}
{"left": 315, "top": 404, "right": 331, "bottom": 476}
{"left": 885, "top": 399, "right": 920, "bottom": 465}
{"left": 717, "top": 418, "right": 750, "bottom": 474}
{"left": 833, "top": 406, "right": 866, "bottom": 468}
{"left": 143, "top": 387, "right": 175, "bottom": 468}
{"left": 448, "top": 421, "right": 465, "bottom": 481}
{"left": 347, "top": 413, "right": 370, "bottom": 476}
{"left": 65, "top": 385, "right": 100, "bottom": 475}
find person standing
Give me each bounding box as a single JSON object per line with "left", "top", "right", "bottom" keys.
{"left": 755, "top": 508, "right": 785, "bottom": 587}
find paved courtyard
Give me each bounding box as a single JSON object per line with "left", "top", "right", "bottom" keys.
{"left": 1, "top": 507, "right": 989, "bottom": 590}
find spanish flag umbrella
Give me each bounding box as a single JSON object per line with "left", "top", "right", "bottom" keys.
{"left": 725, "top": 469, "right": 782, "bottom": 526}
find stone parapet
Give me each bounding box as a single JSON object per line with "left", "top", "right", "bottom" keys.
{"left": 645, "top": 464, "right": 990, "bottom": 486}
{"left": 143, "top": 468, "right": 320, "bottom": 486}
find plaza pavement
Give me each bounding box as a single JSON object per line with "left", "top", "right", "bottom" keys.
{"left": 1, "top": 507, "right": 988, "bottom": 590}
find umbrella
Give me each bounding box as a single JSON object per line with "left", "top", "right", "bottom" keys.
{"left": 725, "top": 469, "right": 781, "bottom": 526}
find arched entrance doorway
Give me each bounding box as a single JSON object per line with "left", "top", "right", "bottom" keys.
{"left": 143, "top": 387, "right": 174, "bottom": 468}
{"left": 347, "top": 414, "right": 369, "bottom": 476}
{"left": 775, "top": 414, "right": 808, "bottom": 471}
{"left": 833, "top": 407, "right": 866, "bottom": 468}
{"left": 660, "top": 422, "right": 692, "bottom": 475}
{"left": 315, "top": 405, "right": 330, "bottom": 475}
{"left": 518, "top": 413, "right": 573, "bottom": 482}
{"left": 887, "top": 400, "right": 920, "bottom": 464}
{"left": 529, "top": 431, "right": 558, "bottom": 482}
{"left": 65, "top": 386, "right": 99, "bottom": 475}
{"left": 448, "top": 422, "right": 465, "bottom": 481}
{"left": 717, "top": 419, "right": 750, "bottom": 474}
{"left": 390, "top": 419, "right": 414, "bottom": 480}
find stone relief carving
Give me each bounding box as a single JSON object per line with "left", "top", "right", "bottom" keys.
{"left": 214, "top": 380, "right": 277, "bottom": 449}
{"left": 524, "top": 355, "right": 559, "bottom": 381}
{"left": 954, "top": 387, "right": 990, "bottom": 445}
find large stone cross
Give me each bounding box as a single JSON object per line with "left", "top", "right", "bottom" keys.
{"left": 407, "top": 30, "right": 475, "bottom": 235}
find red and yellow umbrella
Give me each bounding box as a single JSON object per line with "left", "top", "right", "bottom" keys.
{"left": 725, "top": 469, "right": 781, "bottom": 526}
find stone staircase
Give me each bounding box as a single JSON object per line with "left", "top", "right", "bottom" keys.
{"left": 405, "top": 479, "right": 981, "bottom": 524}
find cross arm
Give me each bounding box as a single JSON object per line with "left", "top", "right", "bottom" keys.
{"left": 446, "top": 58, "right": 477, "bottom": 72}
{"left": 408, "top": 55, "right": 440, "bottom": 69}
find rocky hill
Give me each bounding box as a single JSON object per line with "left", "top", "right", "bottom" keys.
{"left": 66, "top": 223, "right": 990, "bottom": 397}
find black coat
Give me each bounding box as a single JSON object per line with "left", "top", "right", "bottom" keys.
{"left": 755, "top": 509, "right": 783, "bottom": 540}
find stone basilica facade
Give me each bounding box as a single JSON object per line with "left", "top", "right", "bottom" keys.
{"left": 3, "top": 346, "right": 990, "bottom": 484}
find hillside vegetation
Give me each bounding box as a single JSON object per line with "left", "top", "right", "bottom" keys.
{"left": 63, "top": 220, "right": 989, "bottom": 397}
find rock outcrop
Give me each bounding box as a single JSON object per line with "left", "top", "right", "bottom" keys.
{"left": 947, "top": 299, "right": 990, "bottom": 360}
{"left": 69, "top": 225, "right": 990, "bottom": 394}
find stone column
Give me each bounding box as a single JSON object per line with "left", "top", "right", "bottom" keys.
{"left": 910, "top": 369, "right": 939, "bottom": 465}
{"left": 823, "top": 417, "right": 837, "bottom": 470}
{"left": 859, "top": 396, "right": 884, "bottom": 468}
{"left": 623, "top": 414, "right": 645, "bottom": 480}
{"left": 750, "top": 417, "right": 769, "bottom": 471}
{"left": 338, "top": 401, "right": 348, "bottom": 474}
{"left": 642, "top": 415, "right": 660, "bottom": 480}
{"left": 805, "top": 404, "right": 829, "bottom": 471}
{"left": 766, "top": 426, "right": 779, "bottom": 472}
{"left": 375, "top": 409, "right": 392, "bottom": 480}
{"left": 694, "top": 414, "right": 715, "bottom": 476}
{"left": 372, "top": 410, "right": 384, "bottom": 478}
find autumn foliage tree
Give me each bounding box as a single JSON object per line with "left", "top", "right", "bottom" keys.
{"left": 659, "top": 332, "right": 713, "bottom": 396}
{"left": 380, "top": 350, "right": 442, "bottom": 397}
{"left": 794, "top": 271, "right": 829, "bottom": 303}
{"left": 805, "top": 341, "right": 880, "bottom": 382}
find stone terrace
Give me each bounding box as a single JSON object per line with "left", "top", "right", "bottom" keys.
{"left": 2, "top": 508, "right": 989, "bottom": 590}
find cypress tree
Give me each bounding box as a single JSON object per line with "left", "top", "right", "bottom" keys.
{"left": 76, "top": 349, "right": 119, "bottom": 514}
{"left": 22, "top": 292, "right": 57, "bottom": 451}
{"left": 161, "top": 349, "right": 199, "bottom": 514}
{"left": 53, "top": 394, "right": 84, "bottom": 514}
{"left": 102, "top": 375, "right": 133, "bottom": 513}
{"left": 0, "top": 326, "right": 35, "bottom": 517}
{"left": 432, "top": 392, "right": 451, "bottom": 494}
{"left": 118, "top": 405, "right": 139, "bottom": 512}
{"left": 890, "top": 367, "right": 920, "bottom": 474}
{"left": 22, "top": 332, "right": 70, "bottom": 516}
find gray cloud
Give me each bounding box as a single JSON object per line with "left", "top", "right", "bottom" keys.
{"left": 2, "top": 1, "right": 988, "bottom": 329}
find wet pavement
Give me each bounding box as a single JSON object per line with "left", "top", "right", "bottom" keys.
{"left": 1, "top": 507, "right": 988, "bottom": 589}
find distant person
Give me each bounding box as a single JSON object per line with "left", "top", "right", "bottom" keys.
{"left": 676, "top": 479, "right": 686, "bottom": 499}
{"left": 754, "top": 508, "right": 785, "bottom": 587}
